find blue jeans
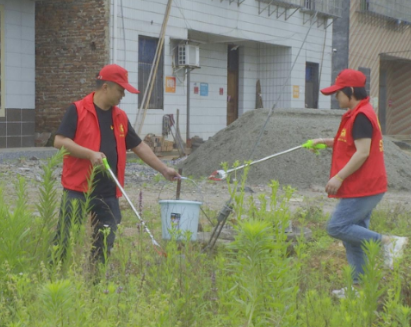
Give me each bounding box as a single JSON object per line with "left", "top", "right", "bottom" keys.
{"left": 327, "top": 193, "right": 384, "bottom": 283}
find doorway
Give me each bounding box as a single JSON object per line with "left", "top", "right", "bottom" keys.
{"left": 305, "top": 62, "right": 319, "bottom": 109}
{"left": 378, "top": 69, "right": 387, "bottom": 134}
{"left": 227, "top": 45, "right": 239, "bottom": 125}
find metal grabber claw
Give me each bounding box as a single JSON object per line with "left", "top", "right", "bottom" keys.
{"left": 208, "top": 169, "right": 228, "bottom": 181}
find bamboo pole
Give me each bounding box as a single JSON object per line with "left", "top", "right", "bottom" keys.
{"left": 135, "top": 0, "right": 173, "bottom": 135}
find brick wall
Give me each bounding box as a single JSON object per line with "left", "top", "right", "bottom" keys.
{"left": 35, "top": 0, "right": 110, "bottom": 142}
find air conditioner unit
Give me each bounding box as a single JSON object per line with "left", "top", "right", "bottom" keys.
{"left": 177, "top": 44, "right": 200, "bottom": 68}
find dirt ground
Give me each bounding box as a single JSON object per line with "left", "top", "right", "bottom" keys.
{"left": 3, "top": 107, "right": 410, "bottom": 222}
{"left": 1, "top": 157, "right": 410, "bottom": 224}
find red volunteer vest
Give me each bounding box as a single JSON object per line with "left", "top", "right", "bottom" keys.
{"left": 61, "top": 92, "right": 128, "bottom": 197}
{"left": 330, "top": 97, "right": 387, "bottom": 198}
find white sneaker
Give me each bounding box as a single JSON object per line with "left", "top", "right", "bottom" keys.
{"left": 331, "top": 286, "right": 359, "bottom": 299}
{"left": 383, "top": 236, "right": 408, "bottom": 269}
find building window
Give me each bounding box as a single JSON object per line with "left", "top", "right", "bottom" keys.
{"left": 138, "top": 35, "right": 164, "bottom": 109}
{"left": 0, "top": 5, "right": 4, "bottom": 117}
{"left": 304, "top": 0, "right": 314, "bottom": 10}
{"left": 360, "top": 0, "right": 370, "bottom": 11}
{"left": 358, "top": 67, "right": 371, "bottom": 96}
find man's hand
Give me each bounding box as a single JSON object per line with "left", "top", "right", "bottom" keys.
{"left": 161, "top": 167, "right": 181, "bottom": 181}
{"left": 325, "top": 176, "right": 343, "bottom": 195}
{"left": 54, "top": 135, "right": 106, "bottom": 164}
{"left": 88, "top": 151, "right": 106, "bottom": 166}
{"left": 132, "top": 142, "right": 182, "bottom": 181}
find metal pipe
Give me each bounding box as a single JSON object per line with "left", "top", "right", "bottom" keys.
{"left": 186, "top": 67, "right": 190, "bottom": 143}
{"left": 102, "top": 158, "right": 161, "bottom": 247}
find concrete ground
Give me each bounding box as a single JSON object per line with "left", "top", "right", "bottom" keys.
{"left": 0, "top": 147, "right": 181, "bottom": 164}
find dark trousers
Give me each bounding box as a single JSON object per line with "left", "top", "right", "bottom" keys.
{"left": 52, "top": 189, "right": 121, "bottom": 263}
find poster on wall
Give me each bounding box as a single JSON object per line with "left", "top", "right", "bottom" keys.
{"left": 293, "top": 85, "right": 300, "bottom": 99}
{"left": 165, "top": 76, "right": 176, "bottom": 93}
{"left": 200, "top": 83, "right": 208, "bottom": 96}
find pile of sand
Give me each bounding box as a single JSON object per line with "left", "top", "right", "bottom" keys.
{"left": 180, "top": 108, "right": 411, "bottom": 191}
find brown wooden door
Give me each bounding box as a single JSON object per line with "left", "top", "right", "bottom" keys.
{"left": 227, "top": 45, "right": 239, "bottom": 125}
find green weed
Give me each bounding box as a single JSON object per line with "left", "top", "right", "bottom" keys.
{"left": 0, "top": 155, "right": 410, "bottom": 326}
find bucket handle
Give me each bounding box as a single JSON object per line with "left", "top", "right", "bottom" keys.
{"left": 158, "top": 177, "right": 204, "bottom": 203}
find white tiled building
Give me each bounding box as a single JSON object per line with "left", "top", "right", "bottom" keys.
{"left": 0, "top": 0, "right": 35, "bottom": 148}
{"left": 0, "top": 0, "right": 342, "bottom": 148}
{"left": 111, "top": 0, "right": 341, "bottom": 140}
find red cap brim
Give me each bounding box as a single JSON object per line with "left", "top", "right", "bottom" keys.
{"left": 119, "top": 82, "right": 140, "bottom": 94}
{"left": 320, "top": 85, "right": 343, "bottom": 95}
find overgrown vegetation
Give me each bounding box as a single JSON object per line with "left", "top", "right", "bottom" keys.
{"left": 0, "top": 151, "right": 410, "bottom": 326}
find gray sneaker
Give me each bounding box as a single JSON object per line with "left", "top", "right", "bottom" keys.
{"left": 383, "top": 236, "right": 408, "bottom": 269}
{"left": 331, "top": 286, "right": 359, "bottom": 299}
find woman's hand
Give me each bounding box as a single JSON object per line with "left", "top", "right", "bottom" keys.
{"left": 325, "top": 176, "right": 343, "bottom": 195}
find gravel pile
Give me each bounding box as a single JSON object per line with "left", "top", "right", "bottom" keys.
{"left": 0, "top": 159, "right": 167, "bottom": 186}
{"left": 180, "top": 108, "right": 411, "bottom": 191}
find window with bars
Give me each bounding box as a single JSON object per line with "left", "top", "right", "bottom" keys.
{"left": 360, "top": 0, "right": 411, "bottom": 23}
{"left": 138, "top": 35, "right": 164, "bottom": 109}
{"left": 360, "top": 0, "right": 370, "bottom": 11}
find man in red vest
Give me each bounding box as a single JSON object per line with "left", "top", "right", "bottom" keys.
{"left": 312, "top": 69, "right": 408, "bottom": 297}
{"left": 53, "top": 64, "right": 180, "bottom": 263}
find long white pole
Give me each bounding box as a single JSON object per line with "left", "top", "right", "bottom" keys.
{"left": 103, "top": 158, "right": 161, "bottom": 247}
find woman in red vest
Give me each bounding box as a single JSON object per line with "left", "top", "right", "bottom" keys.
{"left": 53, "top": 64, "right": 180, "bottom": 264}
{"left": 312, "top": 69, "right": 407, "bottom": 297}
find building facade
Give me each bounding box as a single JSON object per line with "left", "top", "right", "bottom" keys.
{"left": 0, "top": 0, "right": 35, "bottom": 148}
{"left": 109, "top": 0, "right": 340, "bottom": 141}
{"left": 332, "top": 0, "right": 411, "bottom": 136}
{"left": 35, "top": 0, "right": 110, "bottom": 146}
{"left": 2, "top": 0, "right": 342, "bottom": 148}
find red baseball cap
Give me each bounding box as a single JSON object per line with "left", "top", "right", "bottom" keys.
{"left": 321, "top": 69, "right": 366, "bottom": 95}
{"left": 97, "top": 64, "right": 140, "bottom": 94}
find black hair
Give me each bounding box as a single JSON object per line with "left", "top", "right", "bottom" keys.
{"left": 95, "top": 78, "right": 114, "bottom": 89}
{"left": 340, "top": 86, "right": 368, "bottom": 100}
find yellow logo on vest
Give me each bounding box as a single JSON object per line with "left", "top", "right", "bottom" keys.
{"left": 338, "top": 128, "right": 347, "bottom": 143}
{"left": 119, "top": 123, "right": 125, "bottom": 137}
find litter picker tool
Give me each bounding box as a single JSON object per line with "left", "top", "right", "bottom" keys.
{"left": 204, "top": 140, "right": 326, "bottom": 251}
{"left": 208, "top": 140, "right": 327, "bottom": 181}
{"left": 102, "top": 158, "right": 167, "bottom": 257}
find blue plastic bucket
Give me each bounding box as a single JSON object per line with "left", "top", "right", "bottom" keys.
{"left": 159, "top": 200, "right": 202, "bottom": 241}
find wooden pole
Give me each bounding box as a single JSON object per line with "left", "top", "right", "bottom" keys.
{"left": 176, "top": 168, "right": 183, "bottom": 200}
{"left": 137, "top": 0, "right": 173, "bottom": 135}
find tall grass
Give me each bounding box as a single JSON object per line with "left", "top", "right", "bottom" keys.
{"left": 0, "top": 155, "right": 410, "bottom": 326}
